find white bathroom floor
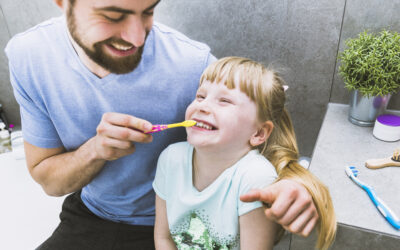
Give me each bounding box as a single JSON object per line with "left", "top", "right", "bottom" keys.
{"left": 0, "top": 151, "right": 65, "bottom": 250}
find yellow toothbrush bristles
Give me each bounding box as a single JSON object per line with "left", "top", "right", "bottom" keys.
{"left": 181, "top": 120, "right": 197, "bottom": 127}
{"left": 166, "top": 120, "right": 197, "bottom": 129}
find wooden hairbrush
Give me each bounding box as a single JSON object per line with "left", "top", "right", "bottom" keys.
{"left": 365, "top": 148, "right": 400, "bottom": 169}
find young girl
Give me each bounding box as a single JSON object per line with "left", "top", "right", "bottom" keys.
{"left": 153, "top": 57, "right": 336, "bottom": 250}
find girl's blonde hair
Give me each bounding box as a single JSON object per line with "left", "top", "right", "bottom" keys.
{"left": 200, "top": 57, "right": 336, "bottom": 250}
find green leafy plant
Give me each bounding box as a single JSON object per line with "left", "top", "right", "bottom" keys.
{"left": 338, "top": 30, "right": 400, "bottom": 97}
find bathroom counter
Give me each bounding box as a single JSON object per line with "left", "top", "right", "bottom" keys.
{"left": 0, "top": 151, "right": 65, "bottom": 250}
{"left": 291, "top": 103, "right": 400, "bottom": 249}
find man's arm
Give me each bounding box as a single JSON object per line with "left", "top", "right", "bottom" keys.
{"left": 241, "top": 167, "right": 336, "bottom": 250}
{"left": 240, "top": 179, "right": 318, "bottom": 236}
{"left": 25, "top": 112, "right": 153, "bottom": 196}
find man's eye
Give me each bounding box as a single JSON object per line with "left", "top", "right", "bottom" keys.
{"left": 143, "top": 11, "right": 154, "bottom": 16}
{"left": 103, "top": 14, "right": 125, "bottom": 22}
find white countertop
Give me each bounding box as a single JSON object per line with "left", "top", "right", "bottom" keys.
{"left": 0, "top": 150, "right": 65, "bottom": 250}
{"left": 309, "top": 103, "right": 400, "bottom": 237}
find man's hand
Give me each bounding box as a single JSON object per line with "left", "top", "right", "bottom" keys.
{"left": 93, "top": 112, "right": 153, "bottom": 161}
{"left": 240, "top": 179, "right": 318, "bottom": 237}
{"left": 24, "top": 112, "right": 154, "bottom": 196}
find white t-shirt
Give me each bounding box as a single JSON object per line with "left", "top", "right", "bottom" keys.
{"left": 153, "top": 142, "right": 277, "bottom": 249}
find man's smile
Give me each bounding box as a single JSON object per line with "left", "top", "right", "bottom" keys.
{"left": 105, "top": 43, "right": 137, "bottom": 56}
{"left": 109, "top": 41, "right": 134, "bottom": 51}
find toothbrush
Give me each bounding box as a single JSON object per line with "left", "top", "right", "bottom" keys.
{"left": 145, "top": 120, "right": 197, "bottom": 134}
{"left": 345, "top": 166, "right": 400, "bottom": 230}
{"left": 365, "top": 149, "right": 400, "bottom": 169}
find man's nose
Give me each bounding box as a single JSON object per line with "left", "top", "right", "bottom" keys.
{"left": 120, "top": 16, "right": 147, "bottom": 47}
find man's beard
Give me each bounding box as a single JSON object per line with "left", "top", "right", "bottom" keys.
{"left": 66, "top": 4, "right": 146, "bottom": 74}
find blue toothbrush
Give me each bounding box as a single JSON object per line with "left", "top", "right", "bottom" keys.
{"left": 345, "top": 166, "right": 400, "bottom": 230}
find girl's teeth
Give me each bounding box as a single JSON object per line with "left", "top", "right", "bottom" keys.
{"left": 195, "top": 122, "right": 212, "bottom": 130}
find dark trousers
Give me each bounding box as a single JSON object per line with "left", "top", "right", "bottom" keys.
{"left": 37, "top": 192, "right": 155, "bottom": 250}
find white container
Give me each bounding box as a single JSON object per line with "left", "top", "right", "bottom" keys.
{"left": 11, "top": 130, "right": 25, "bottom": 159}
{"left": 373, "top": 114, "right": 400, "bottom": 142}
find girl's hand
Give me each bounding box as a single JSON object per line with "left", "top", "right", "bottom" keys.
{"left": 240, "top": 179, "right": 318, "bottom": 237}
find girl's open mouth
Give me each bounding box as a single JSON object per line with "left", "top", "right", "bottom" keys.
{"left": 193, "top": 120, "right": 217, "bottom": 130}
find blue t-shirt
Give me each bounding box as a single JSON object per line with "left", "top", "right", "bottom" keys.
{"left": 5, "top": 16, "right": 215, "bottom": 225}
{"left": 153, "top": 142, "right": 277, "bottom": 249}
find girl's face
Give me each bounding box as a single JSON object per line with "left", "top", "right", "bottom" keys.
{"left": 185, "top": 80, "right": 260, "bottom": 153}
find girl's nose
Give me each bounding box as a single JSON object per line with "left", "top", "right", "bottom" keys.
{"left": 198, "top": 99, "right": 212, "bottom": 114}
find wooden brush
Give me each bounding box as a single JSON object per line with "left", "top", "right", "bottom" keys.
{"left": 365, "top": 148, "right": 400, "bottom": 169}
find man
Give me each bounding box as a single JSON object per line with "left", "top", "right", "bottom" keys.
{"left": 6, "top": 0, "right": 319, "bottom": 249}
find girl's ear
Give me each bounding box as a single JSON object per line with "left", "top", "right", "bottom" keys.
{"left": 249, "top": 121, "right": 274, "bottom": 147}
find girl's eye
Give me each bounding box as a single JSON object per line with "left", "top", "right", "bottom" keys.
{"left": 196, "top": 94, "right": 205, "bottom": 100}
{"left": 220, "top": 98, "right": 232, "bottom": 104}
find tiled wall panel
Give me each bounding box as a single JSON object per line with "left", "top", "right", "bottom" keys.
{"left": 155, "top": 0, "right": 345, "bottom": 155}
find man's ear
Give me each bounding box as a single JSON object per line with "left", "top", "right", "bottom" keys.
{"left": 53, "top": 0, "right": 66, "bottom": 10}
{"left": 249, "top": 121, "right": 274, "bottom": 147}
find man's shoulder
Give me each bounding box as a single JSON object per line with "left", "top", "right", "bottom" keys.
{"left": 5, "top": 16, "right": 64, "bottom": 60}
{"left": 149, "top": 22, "right": 215, "bottom": 81}
{"left": 152, "top": 22, "right": 211, "bottom": 55}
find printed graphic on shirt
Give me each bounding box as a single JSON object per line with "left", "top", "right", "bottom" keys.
{"left": 172, "top": 212, "right": 238, "bottom": 250}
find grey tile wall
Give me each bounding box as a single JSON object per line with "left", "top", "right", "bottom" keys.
{"left": 0, "top": 0, "right": 399, "bottom": 155}
{"left": 0, "top": 3, "right": 14, "bottom": 124}
{"left": 155, "top": 0, "right": 346, "bottom": 156}
{"left": 0, "top": 0, "right": 61, "bottom": 36}
{"left": 0, "top": 0, "right": 61, "bottom": 125}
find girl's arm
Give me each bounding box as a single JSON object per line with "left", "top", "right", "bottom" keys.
{"left": 240, "top": 207, "right": 278, "bottom": 250}
{"left": 154, "top": 195, "right": 177, "bottom": 250}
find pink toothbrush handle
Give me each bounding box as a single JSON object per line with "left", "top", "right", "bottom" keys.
{"left": 146, "top": 124, "right": 168, "bottom": 134}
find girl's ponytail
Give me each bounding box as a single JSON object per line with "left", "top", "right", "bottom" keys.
{"left": 262, "top": 109, "right": 336, "bottom": 250}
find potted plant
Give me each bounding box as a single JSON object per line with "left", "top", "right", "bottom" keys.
{"left": 338, "top": 30, "right": 400, "bottom": 126}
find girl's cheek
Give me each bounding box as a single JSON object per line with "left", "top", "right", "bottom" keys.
{"left": 185, "top": 101, "right": 197, "bottom": 119}
{"left": 185, "top": 106, "right": 193, "bottom": 120}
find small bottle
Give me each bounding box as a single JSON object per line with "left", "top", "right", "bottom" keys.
{"left": 11, "top": 130, "right": 25, "bottom": 159}
{"left": 0, "top": 122, "right": 11, "bottom": 154}
{"left": 0, "top": 104, "right": 9, "bottom": 129}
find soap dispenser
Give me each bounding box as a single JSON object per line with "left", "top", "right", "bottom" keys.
{"left": 0, "top": 122, "right": 11, "bottom": 153}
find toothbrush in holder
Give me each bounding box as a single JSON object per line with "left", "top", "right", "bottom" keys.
{"left": 345, "top": 166, "right": 400, "bottom": 230}
{"left": 145, "top": 120, "right": 197, "bottom": 134}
